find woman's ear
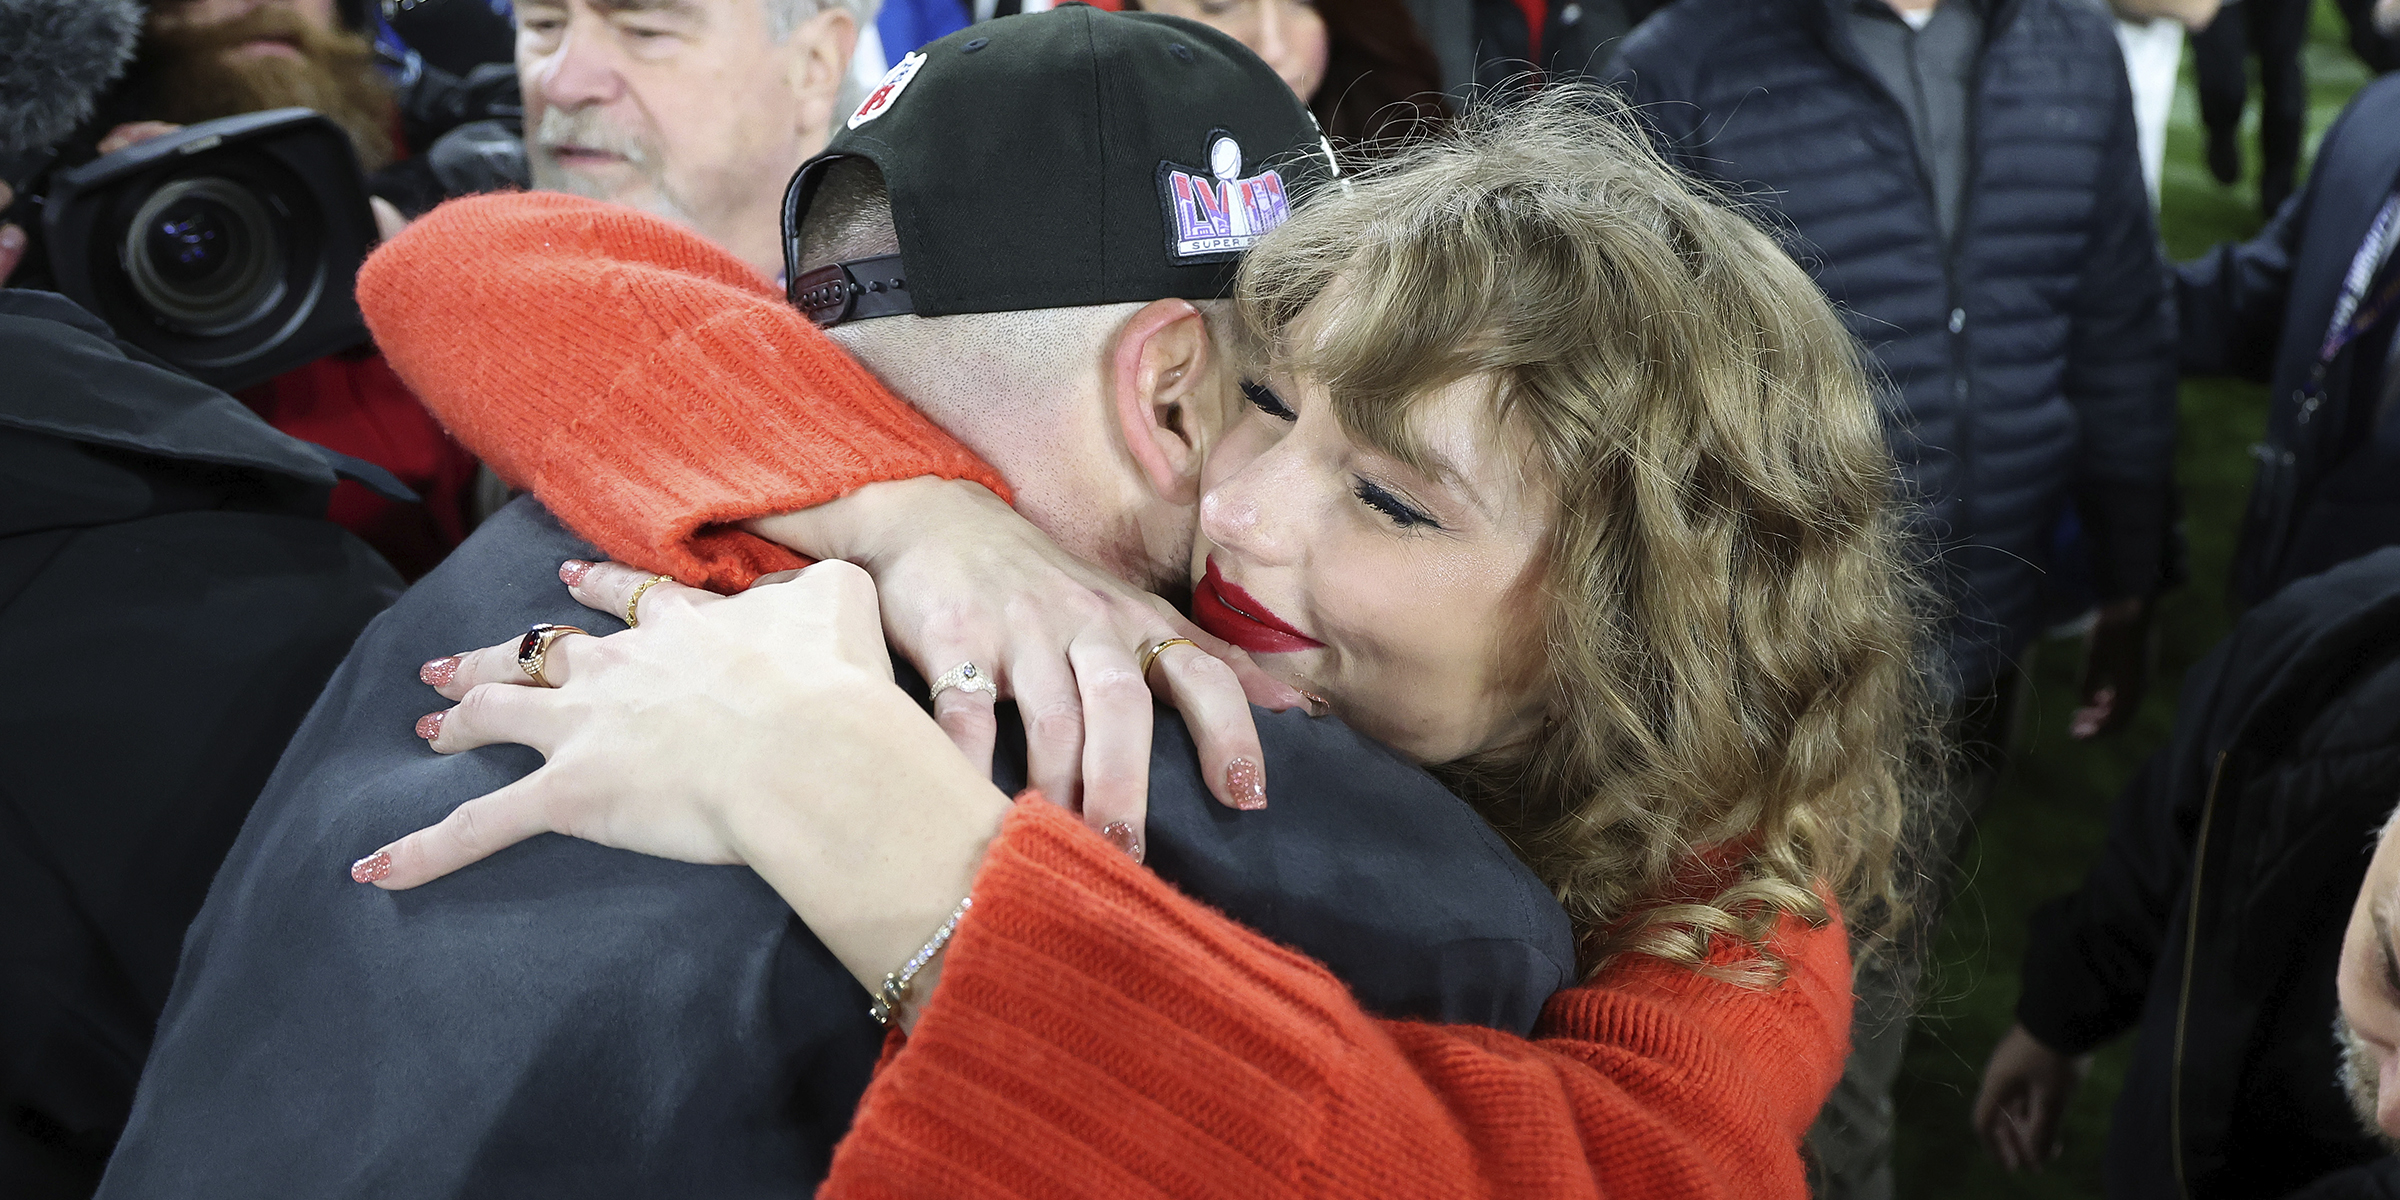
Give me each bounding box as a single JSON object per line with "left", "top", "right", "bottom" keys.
{"left": 1109, "top": 298, "right": 1216, "bottom": 505}
{"left": 787, "top": 8, "right": 861, "bottom": 145}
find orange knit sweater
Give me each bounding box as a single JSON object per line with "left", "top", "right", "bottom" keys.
{"left": 357, "top": 191, "right": 1009, "bottom": 593}
{"left": 358, "top": 194, "right": 1853, "bottom": 1198}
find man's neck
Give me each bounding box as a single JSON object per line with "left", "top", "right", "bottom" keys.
{"left": 718, "top": 209, "right": 790, "bottom": 284}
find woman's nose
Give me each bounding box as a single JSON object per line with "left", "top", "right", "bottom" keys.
{"left": 1254, "top": 4, "right": 1287, "bottom": 60}
{"left": 1200, "top": 446, "right": 1304, "bottom": 567}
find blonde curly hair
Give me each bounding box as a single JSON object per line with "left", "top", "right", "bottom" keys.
{"left": 1236, "top": 86, "right": 1934, "bottom": 982}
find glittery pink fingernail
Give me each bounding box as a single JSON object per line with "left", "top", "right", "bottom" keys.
{"left": 351, "top": 850, "right": 391, "bottom": 884}
{"left": 1226, "top": 757, "right": 1267, "bottom": 810}
{"left": 1100, "top": 821, "right": 1144, "bottom": 864}
{"left": 559, "top": 559, "right": 595, "bottom": 587}
{"left": 419, "top": 655, "right": 461, "bottom": 687}
{"left": 415, "top": 711, "right": 445, "bottom": 740}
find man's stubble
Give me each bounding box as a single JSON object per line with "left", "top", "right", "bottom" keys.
{"left": 526, "top": 106, "right": 701, "bottom": 231}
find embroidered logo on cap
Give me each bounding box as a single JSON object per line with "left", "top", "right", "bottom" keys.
{"left": 1158, "top": 132, "right": 1291, "bottom": 263}
{"left": 847, "top": 51, "right": 927, "bottom": 130}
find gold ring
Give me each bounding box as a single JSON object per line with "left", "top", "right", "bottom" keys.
{"left": 516, "top": 623, "right": 588, "bottom": 688}
{"left": 1139, "top": 637, "right": 1198, "bottom": 677}
{"left": 626, "top": 574, "right": 673, "bottom": 629}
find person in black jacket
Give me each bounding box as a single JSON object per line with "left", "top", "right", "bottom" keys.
{"left": 1972, "top": 547, "right": 2400, "bottom": 1197}
{"left": 2178, "top": 69, "right": 2400, "bottom": 609}
{"left": 2191, "top": 0, "right": 2314, "bottom": 214}
{"left": 1607, "top": 2, "right": 2179, "bottom": 1193}
{"left": 0, "top": 289, "right": 404, "bottom": 1198}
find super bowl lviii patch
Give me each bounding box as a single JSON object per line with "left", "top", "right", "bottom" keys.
{"left": 1158, "top": 133, "right": 1291, "bottom": 263}
{"left": 848, "top": 51, "right": 927, "bottom": 130}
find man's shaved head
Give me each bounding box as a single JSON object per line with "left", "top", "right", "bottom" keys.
{"left": 794, "top": 158, "right": 1238, "bottom": 591}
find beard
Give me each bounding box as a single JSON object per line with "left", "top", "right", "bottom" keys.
{"left": 131, "top": 4, "right": 396, "bottom": 172}
{"left": 2336, "top": 1011, "right": 2400, "bottom": 1154}
{"left": 526, "top": 106, "right": 698, "bottom": 229}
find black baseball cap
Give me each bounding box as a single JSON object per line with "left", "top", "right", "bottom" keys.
{"left": 783, "top": 5, "right": 1338, "bottom": 326}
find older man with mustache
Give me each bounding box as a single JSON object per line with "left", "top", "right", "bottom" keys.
{"left": 515, "top": 0, "right": 868, "bottom": 280}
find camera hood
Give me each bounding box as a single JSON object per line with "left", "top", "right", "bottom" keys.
{"left": 42, "top": 108, "right": 376, "bottom": 392}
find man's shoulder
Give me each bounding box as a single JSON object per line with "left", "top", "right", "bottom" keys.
{"left": 108, "top": 497, "right": 874, "bottom": 1198}
{"left": 1137, "top": 702, "right": 1577, "bottom": 1032}
{"left": 2321, "top": 72, "right": 2400, "bottom": 165}
{"left": 1617, "top": 0, "right": 1813, "bottom": 85}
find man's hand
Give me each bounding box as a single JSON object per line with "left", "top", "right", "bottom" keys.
{"left": 1972, "top": 1023, "right": 2090, "bottom": 1171}
{"left": 2070, "top": 596, "right": 2154, "bottom": 740}
{"left": 97, "top": 121, "right": 183, "bottom": 156}
{"left": 749, "top": 477, "right": 1303, "bottom": 855}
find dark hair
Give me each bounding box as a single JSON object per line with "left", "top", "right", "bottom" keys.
{"left": 793, "top": 157, "right": 898, "bottom": 272}
{"left": 1307, "top": 0, "right": 1447, "bottom": 151}
{"left": 1114, "top": 0, "right": 1448, "bottom": 155}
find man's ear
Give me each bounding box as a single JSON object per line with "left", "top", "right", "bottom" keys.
{"left": 786, "top": 7, "right": 860, "bottom": 146}
{"left": 1109, "top": 298, "right": 1215, "bottom": 506}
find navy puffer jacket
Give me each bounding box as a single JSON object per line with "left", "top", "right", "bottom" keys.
{"left": 1610, "top": 0, "right": 2178, "bottom": 695}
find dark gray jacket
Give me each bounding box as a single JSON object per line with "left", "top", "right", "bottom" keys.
{"left": 98, "top": 499, "right": 1574, "bottom": 1198}
{"left": 1611, "top": 0, "right": 2179, "bottom": 695}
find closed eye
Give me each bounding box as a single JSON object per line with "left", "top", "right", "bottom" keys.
{"left": 1353, "top": 479, "right": 1440, "bottom": 530}
{"left": 1243, "top": 380, "right": 1297, "bottom": 421}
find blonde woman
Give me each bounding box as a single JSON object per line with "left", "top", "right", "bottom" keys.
{"left": 363, "top": 90, "right": 1925, "bottom": 1196}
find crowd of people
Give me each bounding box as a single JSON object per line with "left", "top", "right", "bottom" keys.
{"left": 4, "top": 0, "right": 2400, "bottom": 1197}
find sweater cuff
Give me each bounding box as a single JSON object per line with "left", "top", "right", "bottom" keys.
{"left": 2012, "top": 894, "right": 2140, "bottom": 1057}
{"left": 828, "top": 800, "right": 1355, "bottom": 1198}
{"left": 530, "top": 308, "right": 1013, "bottom": 593}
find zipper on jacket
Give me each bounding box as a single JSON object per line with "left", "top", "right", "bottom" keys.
{"left": 1821, "top": 1, "right": 1991, "bottom": 553}
{"left": 2169, "top": 749, "right": 2230, "bottom": 1200}
{"left": 1943, "top": 46, "right": 1987, "bottom": 544}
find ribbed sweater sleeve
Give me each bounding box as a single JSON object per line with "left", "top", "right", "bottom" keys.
{"left": 825, "top": 802, "right": 1853, "bottom": 1200}
{"left": 355, "top": 192, "right": 1011, "bottom": 592}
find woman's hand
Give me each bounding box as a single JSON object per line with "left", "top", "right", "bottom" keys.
{"left": 748, "top": 477, "right": 1294, "bottom": 851}
{"left": 366, "top": 560, "right": 1010, "bottom": 999}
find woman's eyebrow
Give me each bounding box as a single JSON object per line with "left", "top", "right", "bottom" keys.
{"left": 1394, "top": 435, "right": 1495, "bottom": 522}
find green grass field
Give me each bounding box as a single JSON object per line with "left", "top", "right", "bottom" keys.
{"left": 1888, "top": 5, "right": 2378, "bottom": 1196}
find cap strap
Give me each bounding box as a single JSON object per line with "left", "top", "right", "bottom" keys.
{"left": 789, "top": 253, "right": 914, "bottom": 328}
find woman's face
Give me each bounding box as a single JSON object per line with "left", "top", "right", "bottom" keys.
{"left": 1192, "top": 366, "right": 1555, "bottom": 765}
{"left": 1142, "top": 0, "right": 1329, "bottom": 101}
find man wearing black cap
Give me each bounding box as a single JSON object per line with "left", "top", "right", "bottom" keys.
{"left": 96, "top": 12, "right": 1575, "bottom": 1197}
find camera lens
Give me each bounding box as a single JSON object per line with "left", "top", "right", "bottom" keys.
{"left": 122, "top": 177, "right": 287, "bottom": 336}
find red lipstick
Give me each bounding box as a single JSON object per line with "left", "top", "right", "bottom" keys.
{"left": 1193, "top": 559, "right": 1323, "bottom": 654}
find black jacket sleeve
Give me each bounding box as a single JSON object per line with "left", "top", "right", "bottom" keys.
{"left": 2174, "top": 190, "right": 2309, "bottom": 383}
{"left": 2167, "top": 83, "right": 2387, "bottom": 383}
{"left": 2064, "top": 62, "right": 2180, "bottom": 603}
{"left": 2016, "top": 645, "right": 2235, "bottom": 1054}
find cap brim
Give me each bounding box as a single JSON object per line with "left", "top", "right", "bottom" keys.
{"left": 780, "top": 151, "right": 867, "bottom": 287}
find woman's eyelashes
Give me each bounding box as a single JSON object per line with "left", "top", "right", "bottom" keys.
{"left": 1242, "top": 380, "right": 1298, "bottom": 421}
{"left": 1238, "top": 379, "right": 1438, "bottom": 530}
{"left": 1353, "top": 479, "right": 1441, "bottom": 530}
